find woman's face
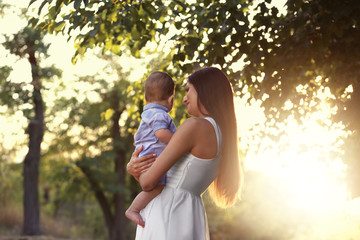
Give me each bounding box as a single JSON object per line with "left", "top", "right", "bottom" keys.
{"left": 183, "top": 82, "right": 207, "bottom": 117}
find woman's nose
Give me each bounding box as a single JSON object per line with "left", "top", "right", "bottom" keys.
{"left": 183, "top": 96, "right": 187, "bottom": 104}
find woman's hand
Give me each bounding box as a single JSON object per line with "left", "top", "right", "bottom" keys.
{"left": 127, "top": 145, "right": 156, "bottom": 181}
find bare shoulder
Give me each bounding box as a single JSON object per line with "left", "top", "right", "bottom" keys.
{"left": 179, "top": 117, "right": 213, "bottom": 133}
{"left": 180, "top": 117, "right": 207, "bottom": 128}
{"left": 181, "top": 117, "right": 217, "bottom": 158}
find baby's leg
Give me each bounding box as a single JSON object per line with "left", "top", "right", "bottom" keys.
{"left": 126, "top": 184, "right": 164, "bottom": 227}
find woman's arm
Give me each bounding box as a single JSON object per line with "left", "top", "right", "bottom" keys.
{"left": 127, "top": 145, "right": 157, "bottom": 181}
{"left": 139, "top": 118, "right": 199, "bottom": 191}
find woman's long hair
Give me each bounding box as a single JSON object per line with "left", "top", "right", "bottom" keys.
{"left": 188, "top": 67, "right": 243, "bottom": 208}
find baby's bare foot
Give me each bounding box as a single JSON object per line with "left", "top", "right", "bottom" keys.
{"left": 126, "top": 209, "right": 145, "bottom": 227}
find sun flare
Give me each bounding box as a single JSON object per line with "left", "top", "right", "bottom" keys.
{"left": 235, "top": 94, "right": 350, "bottom": 213}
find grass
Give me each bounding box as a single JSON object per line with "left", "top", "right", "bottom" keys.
{"left": 0, "top": 204, "right": 91, "bottom": 240}
{"left": 0, "top": 204, "right": 22, "bottom": 236}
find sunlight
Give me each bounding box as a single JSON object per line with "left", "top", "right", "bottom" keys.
{"left": 235, "top": 92, "right": 350, "bottom": 213}
{"left": 270, "top": 148, "right": 347, "bottom": 212}
{"left": 0, "top": 108, "right": 28, "bottom": 163}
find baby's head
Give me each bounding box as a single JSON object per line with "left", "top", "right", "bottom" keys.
{"left": 145, "top": 71, "right": 175, "bottom": 111}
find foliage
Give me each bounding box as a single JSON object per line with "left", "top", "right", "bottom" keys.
{"left": 39, "top": 53, "right": 145, "bottom": 239}
{"left": 0, "top": 162, "right": 22, "bottom": 206}
{"left": 1, "top": 27, "right": 62, "bottom": 118}
{"left": 4, "top": 27, "right": 49, "bottom": 58}
{"left": 29, "top": 0, "right": 182, "bottom": 64}
{"left": 31, "top": 0, "right": 360, "bottom": 125}
{"left": 32, "top": 0, "right": 360, "bottom": 198}
{"left": 0, "top": 118, "right": 23, "bottom": 207}
{"left": 241, "top": 0, "right": 360, "bottom": 124}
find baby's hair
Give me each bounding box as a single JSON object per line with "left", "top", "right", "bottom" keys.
{"left": 145, "top": 71, "right": 174, "bottom": 102}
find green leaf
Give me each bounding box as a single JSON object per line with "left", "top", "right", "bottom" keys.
{"left": 143, "top": 2, "right": 156, "bottom": 15}
{"left": 181, "top": 63, "right": 193, "bottom": 73}
{"left": 55, "top": 0, "right": 63, "bottom": 12}
{"left": 107, "top": 10, "right": 118, "bottom": 22}
{"left": 71, "top": 52, "right": 79, "bottom": 65}
{"left": 38, "top": 0, "right": 48, "bottom": 15}
{"left": 28, "top": 17, "right": 39, "bottom": 27}
{"left": 175, "top": 21, "right": 182, "bottom": 29}
{"left": 48, "top": 6, "right": 57, "bottom": 19}
{"left": 88, "top": 28, "right": 97, "bottom": 37}
{"left": 73, "top": 15, "right": 82, "bottom": 26}
{"left": 54, "top": 21, "right": 66, "bottom": 32}
{"left": 124, "top": 18, "right": 132, "bottom": 32}
{"left": 101, "top": 109, "right": 114, "bottom": 121}
{"left": 104, "top": 39, "right": 113, "bottom": 51}
{"left": 111, "top": 44, "right": 121, "bottom": 54}
{"left": 29, "top": 0, "right": 38, "bottom": 7}
{"left": 174, "top": 0, "right": 186, "bottom": 11}
{"left": 48, "top": 21, "right": 55, "bottom": 34}
{"left": 154, "top": 8, "right": 165, "bottom": 21}
{"left": 131, "top": 24, "right": 140, "bottom": 40}
{"left": 74, "top": 0, "right": 81, "bottom": 10}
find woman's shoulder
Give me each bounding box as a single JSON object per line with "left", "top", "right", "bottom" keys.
{"left": 180, "top": 117, "right": 213, "bottom": 131}
{"left": 182, "top": 117, "right": 207, "bottom": 124}
{"left": 180, "top": 117, "right": 218, "bottom": 158}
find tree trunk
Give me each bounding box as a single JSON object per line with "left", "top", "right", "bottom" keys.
{"left": 77, "top": 163, "right": 115, "bottom": 237}
{"left": 111, "top": 97, "right": 127, "bottom": 240}
{"left": 23, "top": 50, "right": 43, "bottom": 235}
{"left": 78, "top": 95, "right": 129, "bottom": 240}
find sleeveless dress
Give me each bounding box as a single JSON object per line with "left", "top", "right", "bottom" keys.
{"left": 135, "top": 117, "right": 222, "bottom": 240}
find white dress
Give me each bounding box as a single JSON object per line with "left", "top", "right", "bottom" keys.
{"left": 135, "top": 117, "right": 222, "bottom": 240}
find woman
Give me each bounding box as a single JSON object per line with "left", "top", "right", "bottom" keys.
{"left": 127, "top": 67, "right": 243, "bottom": 239}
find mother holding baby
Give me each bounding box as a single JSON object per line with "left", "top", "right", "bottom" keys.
{"left": 127, "top": 67, "right": 243, "bottom": 240}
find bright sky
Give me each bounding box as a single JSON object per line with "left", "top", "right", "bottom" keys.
{"left": 1, "top": 1, "right": 360, "bottom": 239}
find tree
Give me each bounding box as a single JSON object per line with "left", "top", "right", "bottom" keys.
{"left": 41, "top": 54, "right": 146, "bottom": 239}
{"left": 1, "top": 27, "right": 61, "bottom": 235}
{"left": 192, "top": 0, "right": 360, "bottom": 197}
{"left": 29, "top": 0, "right": 171, "bottom": 63}
{"left": 32, "top": 0, "right": 360, "bottom": 197}
{"left": 75, "top": 77, "right": 133, "bottom": 240}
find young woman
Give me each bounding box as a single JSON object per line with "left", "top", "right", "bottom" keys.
{"left": 127, "top": 67, "right": 243, "bottom": 240}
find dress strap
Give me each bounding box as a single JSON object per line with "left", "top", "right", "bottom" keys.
{"left": 204, "top": 117, "right": 222, "bottom": 156}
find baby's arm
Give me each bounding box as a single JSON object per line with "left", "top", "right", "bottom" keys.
{"left": 155, "top": 129, "right": 173, "bottom": 143}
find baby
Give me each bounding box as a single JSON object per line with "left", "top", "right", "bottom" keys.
{"left": 125, "top": 71, "right": 176, "bottom": 227}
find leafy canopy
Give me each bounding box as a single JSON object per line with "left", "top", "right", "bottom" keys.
{"left": 31, "top": 0, "right": 360, "bottom": 120}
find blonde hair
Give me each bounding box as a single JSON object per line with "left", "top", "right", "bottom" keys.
{"left": 188, "top": 67, "right": 243, "bottom": 208}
